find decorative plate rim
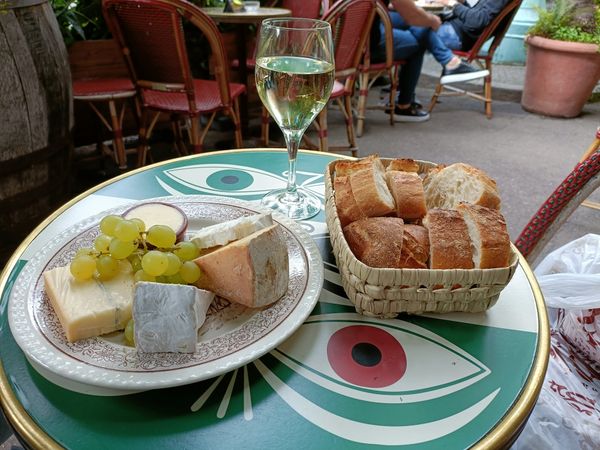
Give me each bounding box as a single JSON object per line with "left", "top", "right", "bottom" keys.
{"left": 8, "top": 195, "right": 323, "bottom": 392}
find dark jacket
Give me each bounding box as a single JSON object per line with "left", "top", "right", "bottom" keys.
{"left": 448, "top": 0, "right": 511, "bottom": 50}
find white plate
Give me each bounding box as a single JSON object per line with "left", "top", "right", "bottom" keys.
{"left": 8, "top": 195, "right": 323, "bottom": 394}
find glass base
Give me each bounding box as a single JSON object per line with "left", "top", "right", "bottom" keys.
{"left": 261, "top": 187, "right": 321, "bottom": 220}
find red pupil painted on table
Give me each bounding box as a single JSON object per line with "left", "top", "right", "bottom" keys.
{"left": 327, "top": 325, "right": 407, "bottom": 388}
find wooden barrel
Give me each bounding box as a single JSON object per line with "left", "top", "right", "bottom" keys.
{"left": 0, "top": 0, "right": 73, "bottom": 264}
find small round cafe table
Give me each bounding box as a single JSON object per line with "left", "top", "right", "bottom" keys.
{"left": 0, "top": 150, "right": 548, "bottom": 449}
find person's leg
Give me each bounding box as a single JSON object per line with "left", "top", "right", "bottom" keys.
{"left": 409, "top": 23, "right": 489, "bottom": 84}
{"left": 436, "top": 23, "right": 462, "bottom": 50}
{"left": 372, "top": 21, "right": 429, "bottom": 121}
{"left": 388, "top": 11, "right": 408, "bottom": 30}
{"left": 389, "top": 29, "right": 429, "bottom": 121}
{"left": 409, "top": 26, "right": 454, "bottom": 66}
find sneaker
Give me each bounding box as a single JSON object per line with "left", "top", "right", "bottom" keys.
{"left": 440, "top": 61, "right": 489, "bottom": 85}
{"left": 380, "top": 99, "right": 423, "bottom": 111}
{"left": 391, "top": 104, "right": 430, "bottom": 123}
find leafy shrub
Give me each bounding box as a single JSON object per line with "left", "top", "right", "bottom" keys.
{"left": 529, "top": 0, "right": 600, "bottom": 45}
{"left": 51, "top": 0, "right": 108, "bottom": 46}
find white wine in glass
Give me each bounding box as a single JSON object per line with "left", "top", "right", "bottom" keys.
{"left": 255, "top": 18, "right": 334, "bottom": 220}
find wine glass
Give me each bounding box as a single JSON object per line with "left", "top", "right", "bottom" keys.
{"left": 255, "top": 18, "right": 335, "bottom": 220}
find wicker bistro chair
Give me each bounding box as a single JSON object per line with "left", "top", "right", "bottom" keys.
{"left": 69, "top": 39, "right": 140, "bottom": 170}
{"left": 428, "top": 0, "right": 522, "bottom": 119}
{"left": 355, "top": 0, "right": 406, "bottom": 137}
{"left": 515, "top": 145, "right": 600, "bottom": 264}
{"left": 103, "top": 0, "right": 246, "bottom": 166}
{"left": 288, "top": 0, "right": 376, "bottom": 156}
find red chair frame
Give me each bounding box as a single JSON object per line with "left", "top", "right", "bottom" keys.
{"left": 103, "top": 0, "right": 245, "bottom": 166}
{"left": 515, "top": 143, "right": 600, "bottom": 263}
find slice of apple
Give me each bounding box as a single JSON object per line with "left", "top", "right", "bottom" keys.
{"left": 123, "top": 202, "right": 188, "bottom": 242}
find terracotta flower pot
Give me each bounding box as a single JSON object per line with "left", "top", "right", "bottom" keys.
{"left": 522, "top": 35, "right": 600, "bottom": 118}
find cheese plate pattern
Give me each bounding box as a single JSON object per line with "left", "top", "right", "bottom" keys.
{"left": 8, "top": 196, "right": 324, "bottom": 390}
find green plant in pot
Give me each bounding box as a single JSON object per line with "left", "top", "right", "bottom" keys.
{"left": 521, "top": 0, "right": 600, "bottom": 118}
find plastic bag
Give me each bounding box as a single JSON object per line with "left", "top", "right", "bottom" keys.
{"left": 535, "top": 233, "right": 600, "bottom": 311}
{"left": 512, "top": 332, "right": 600, "bottom": 449}
{"left": 512, "top": 234, "right": 600, "bottom": 449}
{"left": 535, "top": 234, "right": 600, "bottom": 362}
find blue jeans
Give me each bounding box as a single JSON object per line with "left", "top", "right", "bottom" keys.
{"left": 371, "top": 17, "right": 426, "bottom": 104}
{"left": 389, "top": 12, "right": 462, "bottom": 67}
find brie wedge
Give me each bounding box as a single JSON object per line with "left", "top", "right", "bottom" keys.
{"left": 133, "top": 282, "right": 214, "bottom": 353}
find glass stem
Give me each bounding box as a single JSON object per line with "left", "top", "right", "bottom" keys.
{"left": 283, "top": 130, "right": 303, "bottom": 203}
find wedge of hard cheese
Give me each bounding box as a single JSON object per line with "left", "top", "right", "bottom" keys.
{"left": 191, "top": 213, "right": 273, "bottom": 249}
{"left": 133, "top": 282, "right": 214, "bottom": 353}
{"left": 43, "top": 262, "right": 134, "bottom": 342}
{"left": 194, "top": 224, "right": 289, "bottom": 308}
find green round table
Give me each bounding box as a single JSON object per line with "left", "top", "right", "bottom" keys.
{"left": 0, "top": 150, "right": 548, "bottom": 449}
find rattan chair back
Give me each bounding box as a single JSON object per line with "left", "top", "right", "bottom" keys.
{"left": 323, "top": 0, "right": 377, "bottom": 79}
{"left": 103, "top": 0, "right": 234, "bottom": 114}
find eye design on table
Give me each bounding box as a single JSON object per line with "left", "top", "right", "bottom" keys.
{"left": 190, "top": 312, "right": 498, "bottom": 445}
{"left": 160, "top": 164, "right": 324, "bottom": 198}
{"left": 273, "top": 312, "right": 491, "bottom": 403}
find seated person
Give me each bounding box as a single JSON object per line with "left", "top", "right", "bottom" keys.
{"left": 433, "top": 0, "right": 513, "bottom": 83}
{"left": 387, "top": 4, "right": 489, "bottom": 85}
{"left": 375, "top": 0, "right": 511, "bottom": 114}
{"left": 370, "top": 0, "right": 442, "bottom": 122}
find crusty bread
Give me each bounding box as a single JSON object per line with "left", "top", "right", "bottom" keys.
{"left": 334, "top": 176, "right": 366, "bottom": 228}
{"left": 457, "top": 203, "right": 511, "bottom": 268}
{"left": 349, "top": 158, "right": 395, "bottom": 217}
{"left": 343, "top": 217, "right": 405, "bottom": 268}
{"left": 398, "top": 224, "right": 429, "bottom": 268}
{"left": 385, "top": 171, "right": 427, "bottom": 220}
{"left": 422, "top": 209, "right": 474, "bottom": 269}
{"left": 386, "top": 158, "right": 420, "bottom": 173}
{"left": 335, "top": 154, "right": 378, "bottom": 177}
{"left": 194, "top": 224, "right": 289, "bottom": 308}
{"left": 423, "top": 163, "right": 501, "bottom": 210}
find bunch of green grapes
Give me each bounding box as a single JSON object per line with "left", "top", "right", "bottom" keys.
{"left": 69, "top": 214, "right": 202, "bottom": 285}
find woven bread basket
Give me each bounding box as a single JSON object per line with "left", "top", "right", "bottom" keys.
{"left": 324, "top": 158, "right": 519, "bottom": 318}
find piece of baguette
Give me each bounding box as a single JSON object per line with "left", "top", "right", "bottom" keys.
{"left": 386, "top": 158, "right": 420, "bottom": 173}
{"left": 334, "top": 176, "right": 366, "bottom": 228}
{"left": 385, "top": 170, "right": 427, "bottom": 220}
{"left": 422, "top": 209, "right": 474, "bottom": 269}
{"left": 349, "top": 158, "right": 395, "bottom": 217}
{"left": 191, "top": 213, "right": 273, "bottom": 249}
{"left": 457, "top": 203, "right": 511, "bottom": 268}
{"left": 423, "top": 163, "right": 501, "bottom": 210}
{"left": 194, "top": 224, "right": 289, "bottom": 308}
{"left": 343, "top": 217, "right": 405, "bottom": 268}
{"left": 335, "top": 154, "right": 378, "bottom": 177}
{"left": 398, "top": 224, "right": 429, "bottom": 268}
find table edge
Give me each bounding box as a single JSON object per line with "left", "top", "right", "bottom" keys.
{"left": 0, "top": 149, "right": 549, "bottom": 449}
{"left": 472, "top": 249, "right": 550, "bottom": 449}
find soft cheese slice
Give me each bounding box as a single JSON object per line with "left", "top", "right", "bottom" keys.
{"left": 194, "top": 224, "right": 289, "bottom": 308}
{"left": 191, "top": 213, "right": 273, "bottom": 249}
{"left": 43, "top": 262, "right": 134, "bottom": 342}
{"left": 133, "top": 282, "right": 214, "bottom": 353}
